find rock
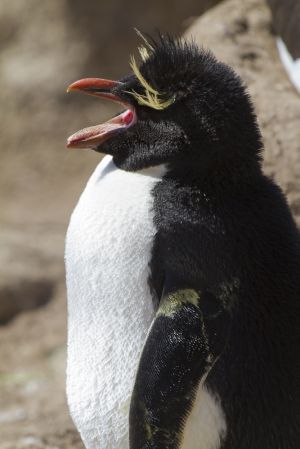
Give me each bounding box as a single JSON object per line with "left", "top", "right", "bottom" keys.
{"left": 0, "top": 408, "right": 26, "bottom": 424}
{"left": 0, "top": 279, "right": 54, "bottom": 325}
{"left": 0, "top": 227, "right": 62, "bottom": 324}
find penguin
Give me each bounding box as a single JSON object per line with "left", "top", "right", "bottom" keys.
{"left": 65, "top": 34, "right": 300, "bottom": 449}
{"left": 267, "top": 0, "right": 300, "bottom": 93}
{"left": 276, "top": 38, "right": 300, "bottom": 94}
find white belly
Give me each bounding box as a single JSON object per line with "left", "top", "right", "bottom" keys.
{"left": 65, "top": 156, "right": 162, "bottom": 449}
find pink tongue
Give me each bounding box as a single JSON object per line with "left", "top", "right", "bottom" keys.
{"left": 67, "top": 109, "right": 133, "bottom": 148}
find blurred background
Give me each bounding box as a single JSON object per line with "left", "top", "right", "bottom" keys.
{"left": 0, "top": 0, "right": 299, "bottom": 448}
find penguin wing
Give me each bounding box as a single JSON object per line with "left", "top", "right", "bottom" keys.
{"left": 129, "top": 280, "right": 232, "bottom": 449}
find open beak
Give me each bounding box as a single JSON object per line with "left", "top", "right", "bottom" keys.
{"left": 66, "top": 78, "right": 136, "bottom": 149}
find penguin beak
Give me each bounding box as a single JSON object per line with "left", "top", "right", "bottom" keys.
{"left": 66, "top": 78, "right": 136, "bottom": 149}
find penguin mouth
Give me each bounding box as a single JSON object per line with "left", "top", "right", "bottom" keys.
{"left": 66, "top": 78, "right": 136, "bottom": 149}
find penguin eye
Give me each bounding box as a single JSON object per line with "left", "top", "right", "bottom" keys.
{"left": 127, "top": 55, "right": 175, "bottom": 111}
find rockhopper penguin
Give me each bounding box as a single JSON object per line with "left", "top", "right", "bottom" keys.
{"left": 65, "top": 35, "right": 300, "bottom": 449}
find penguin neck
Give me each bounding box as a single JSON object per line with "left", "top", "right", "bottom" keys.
{"left": 135, "top": 164, "right": 168, "bottom": 179}
{"left": 166, "top": 153, "right": 262, "bottom": 198}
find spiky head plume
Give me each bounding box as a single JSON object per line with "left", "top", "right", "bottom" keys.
{"left": 128, "top": 30, "right": 176, "bottom": 110}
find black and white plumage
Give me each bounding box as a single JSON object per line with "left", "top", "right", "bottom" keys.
{"left": 65, "top": 35, "right": 300, "bottom": 449}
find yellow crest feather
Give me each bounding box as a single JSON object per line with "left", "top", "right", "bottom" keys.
{"left": 130, "top": 55, "right": 157, "bottom": 94}
{"left": 129, "top": 54, "right": 175, "bottom": 110}
{"left": 138, "top": 45, "right": 150, "bottom": 62}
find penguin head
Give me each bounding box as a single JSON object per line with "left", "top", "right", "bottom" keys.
{"left": 67, "top": 35, "right": 262, "bottom": 176}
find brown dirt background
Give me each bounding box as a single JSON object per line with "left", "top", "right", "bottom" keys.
{"left": 0, "top": 0, "right": 299, "bottom": 448}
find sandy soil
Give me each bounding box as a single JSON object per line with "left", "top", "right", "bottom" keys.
{"left": 0, "top": 0, "right": 299, "bottom": 447}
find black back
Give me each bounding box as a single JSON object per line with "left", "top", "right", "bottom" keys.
{"left": 149, "top": 169, "right": 300, "bottom": 448}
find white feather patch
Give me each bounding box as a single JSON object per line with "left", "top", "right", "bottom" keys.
{"left": 181, "top": 385, "right": 227, "bottom": 449}
{"left": 65, "top": 156, "right": 164, "bottom": 449}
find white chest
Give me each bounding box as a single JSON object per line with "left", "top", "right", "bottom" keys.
{"left": 65, "top": 156, "right": 162, "bottom": 449}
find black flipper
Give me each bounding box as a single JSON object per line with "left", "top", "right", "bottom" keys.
{"left": 129, "top": 282, "right": 233, "bottom": 449}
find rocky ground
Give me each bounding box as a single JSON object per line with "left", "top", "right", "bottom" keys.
{"left": 0, "top": 0, "right": 299, "bottom": 447}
